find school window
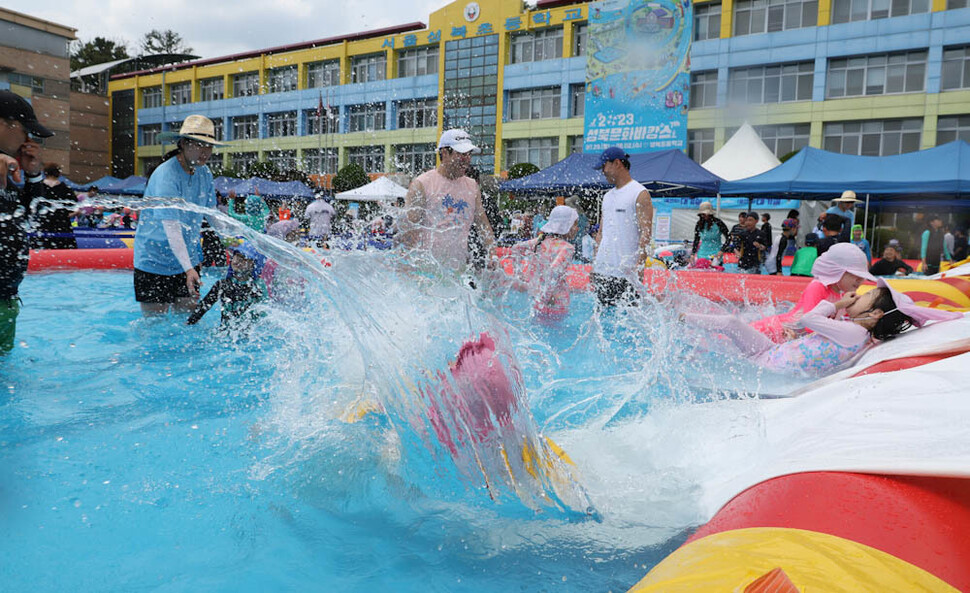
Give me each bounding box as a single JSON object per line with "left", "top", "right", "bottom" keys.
{"left": 690, "top": 71, "right": 719, "bottom": 108}
{"left": 510, "top": 28, "right": 564, "bottom": 64}
{"left": 568, "top": 135, "right": 584, "bottom": 153}
{"left": 733, "top": 0, "right": 817, "bottom": 36}
{"left": 505, "top": 137, "right": 559, "bottom": 169}
{"left": 569, "top": 84, "right": 585, "bottom": 117}
{"left": 307, "top": 60, "right": 341, "bottom": 88}
{"left": 303, "top": 148, "right": 338, "bottom": 174}
{"left": 754, "top": 123, "right": 811, "bottom": 158}
{"left": 167, "top": 120, "right": 183, "bottom": 135}
{"left": 231, "top": 115, "right": 259, "bottom": 140}
{"left": 306, "top": 107, "right": 339, "bottom": 135}
{"left": 266, "top": 149, "right": 297, "bottom": 170}
{"left": 508, "top": 87, "right": 561, "bottom": 121}
{"left": 949, "top": 0, "right": 968, "bottom": 7}
{"left": 729, "top": 61, "right": 813, "bottom": 104}
{"left": 695, "top": 3, "right": 722, "bottom": 41}
{"left": 231, "top": 152, "right": 259, "bottom": 171}
{"left": 347, "top": 103, "right": 386, "bottom": 132}
{"left": 942, "top": 45, "right": 970, "bottom": 90}
{"left": 936, "top": 115, "right": 970, "bottom": 144}
{"left": 268, "top": 66, "right": 298, "bottom": 93}
{"left": 211, "top": 118, "right": 224, "bottom": 141}
{"left": 397, "top": 46, "right": 439, "bottom": 78}
{"left": 140, "top": 124, "right": 161, "bottom": 146}
{"left": 351, "top": 53, "right": 387, "bottom": 83}
{"left": 688, "top": 129, "right": 716, "bottom": 163}
{"left": 822, "top": 118, "right": 922, "bottom": 156}
{"left": 9, "top": 72, "right": 44, "bottom": 94}
{"left": 831, "top": 0, "right": 930, "bottom": 23}
{"left": 397, "top": 98, "right": 438, "bottom": 129}
{"left": 169, "top": 82, "right": 191, "bottom": 105}
{"left": 394, "top": 143, "right": 437, "bottom": 174}
{"left": 142, "top": 86, "right": 162, "bottom": 109}
{"left": 573, "top": 22, "right": 588, "bottom": 57}
{"left": 266, "top": 111, "right": 298, "bottom": 137}
{"left": 199, "top": 77, "right": 224, "bottom": 102}
{"left": 347, "top": 145, "right": 385, "bottom": 172}
{"left": 233, "top": 72, "right": 260, "bottom": 97}
{"left": 826, "top": 50, "right": 927, "bottom": 98}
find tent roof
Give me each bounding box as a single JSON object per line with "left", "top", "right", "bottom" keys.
{"left": 499, "top": 149, "right": 721, "bottom": 196}
{"left": 701, "top": 123, "right": 781, "bottom": 181}
{"left": 212, "top": 176, "right": 315, "bottom": 199}
{"left": 721, "top": 141, "right": 970, "bottom": 198}
{"left": 335, "top": 176, "right": 408, "bottom": 201}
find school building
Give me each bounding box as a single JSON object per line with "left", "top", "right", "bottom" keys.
{"left": 106, "top": 0, "right": 970, "bottom": 181}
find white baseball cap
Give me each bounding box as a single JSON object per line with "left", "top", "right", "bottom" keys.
{"left": 437, "top": 129, "right": 480, "bottom": 154}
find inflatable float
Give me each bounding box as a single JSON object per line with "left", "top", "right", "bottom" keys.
{"left": 628, "top": 313, "right": 970, "bottom": 592}
{"left": 27, "top": 248, "right": 133, "bottom": 271}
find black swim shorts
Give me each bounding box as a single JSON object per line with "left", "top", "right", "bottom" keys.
{"left": 590, "top": 273, "right": 640, "bottom": 307}
{"left": 134, "top": 266, "right": 201, "bottom": 304}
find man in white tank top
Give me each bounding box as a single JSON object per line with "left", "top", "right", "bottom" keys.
{"left": 591, "top": 147, "right": 653, "bottom": 306}
{"left": 399, "top": 129, "right": 496, "bottom": 271}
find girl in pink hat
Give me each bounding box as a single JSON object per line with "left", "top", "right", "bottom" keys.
{"left": 508, "top": 205, "right": 579, "bottom": 321}
{"left": 751, "top": 243, "right": 877, "bottom": 343}
{"left": 686, "top": 278, "right": 961, "bottom": 376}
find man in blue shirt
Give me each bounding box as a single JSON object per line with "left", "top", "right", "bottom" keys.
{"left": 133, "top": 115, "right": 225, "bottom": 315}
{"left": 826, "top": 190, "right": 859, "bottom": 241}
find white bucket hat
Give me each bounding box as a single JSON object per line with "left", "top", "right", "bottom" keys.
{"left": 158, "top": 114, "right": 227, "bottom": 146}
{"left": 812, "top": 243, "right": 877, "bottom": 285}
{"left": 540, "top": 205, "right": 579, "bottom": 235}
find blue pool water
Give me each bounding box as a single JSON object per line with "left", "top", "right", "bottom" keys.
{"left": 0, "top": 246, "right": 800, "bottom": 592}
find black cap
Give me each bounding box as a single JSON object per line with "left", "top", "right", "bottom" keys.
{"left": 0, "top": 90, "right": 53, "bottom": 138}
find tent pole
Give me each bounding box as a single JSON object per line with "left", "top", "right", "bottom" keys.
{"left": 716, "top": 193, "right": 721, "bottom": 217}
{"left": 863, "top": 193, "right": 870, "bottom": 240}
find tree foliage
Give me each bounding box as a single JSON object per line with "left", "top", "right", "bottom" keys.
{"left": 332, "top": 163, "right": 370, "bottom": 194}
{"left": 140, "top": 29, "right": 193, "bottom": 55}
{"left": 70, "top": 37, "right": 129, "bottom": 72}
{"left": 508, "top": 162, "right": 540, "bottom": 179}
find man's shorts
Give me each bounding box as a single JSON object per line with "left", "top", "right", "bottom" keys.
{"left": 134, "top": 266, "right": 201, "bottom": 304}
{"left": 590, "top": 273, "right": 640, "bottom": 307}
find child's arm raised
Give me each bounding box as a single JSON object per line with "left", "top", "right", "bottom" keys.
{"left": 187, "top": 281, "right": 222, "bottom": 325}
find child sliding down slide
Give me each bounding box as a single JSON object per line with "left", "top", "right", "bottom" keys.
{"left": 751, "top": 243, "right": 876, "bottom": 343}
{"left": 687, "top": 278, "right": 962, "bottom": 377}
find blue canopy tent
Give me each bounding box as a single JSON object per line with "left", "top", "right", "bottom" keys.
{"left": 720, "top": 141, "right": 970, "bottom": 206}
{"left": 499, "top": 149, "right": 722, "bottom": 196}
{"left": 114, "top": 176, "right": 147, "bottom": 196}
{"left": 83, "top": 175, "right": 123, "bottom": 191}
{"left": 212, "top": 176, "right": 315, "bottom": 200}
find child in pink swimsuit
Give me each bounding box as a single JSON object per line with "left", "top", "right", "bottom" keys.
{"left": 509, "top": 205, "right": 579, "bottom": 321}
{"left": 751, "top": 243, "right": 878, "bottom": 343}
{"left": 689, "top": 278, "right": 960, "bottom": 376}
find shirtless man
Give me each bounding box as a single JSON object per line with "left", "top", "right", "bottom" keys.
{"left": 398, "top": 129, "right": 496, "bottom": 271}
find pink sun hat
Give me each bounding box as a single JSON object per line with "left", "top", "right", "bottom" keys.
{"left": 811, "top": 243, "right": 877, "bottom": 285}
{"left": 876, "top": 278, "right": 964, "bottom": 327}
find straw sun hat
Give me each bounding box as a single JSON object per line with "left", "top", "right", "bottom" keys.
{"left": 158, "top": 115, "right": 227, "bottom": 146}
{"left": 833, "top": 190, "right": 860, "bottom": 203}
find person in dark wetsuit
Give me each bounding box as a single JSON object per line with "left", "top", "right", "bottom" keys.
{"left": 187, "top": 241, "right": 268, "bottom": 326}
{"left": 31, "top": 163, "right": 78, "bottom": 249}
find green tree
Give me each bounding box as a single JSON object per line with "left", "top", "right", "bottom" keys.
{"left": 140, "top": 29, "right": 193, "bottom": 55}
{"left": 70, "top": 37, "right": 129, "bottom": 72}
{"left": 332, "top": 163, "right": 370, "bottom": 194}
{"left": 507, "top": 162, "right": 539, "bottom": 179}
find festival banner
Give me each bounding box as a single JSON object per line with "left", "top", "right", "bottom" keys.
{"left": 583, "top": 0, "right": 692, "bottom": 154}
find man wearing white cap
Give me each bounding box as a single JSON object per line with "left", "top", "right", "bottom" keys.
{"left": 133, "top": 115, "right": 226, "bottom": 315}
{"left": 399, "top": 128, "right": 496, "bottom": 271}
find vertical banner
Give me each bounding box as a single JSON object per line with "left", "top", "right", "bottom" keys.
{"left": 583, "top": 0, "right": 692, "bottom": 154}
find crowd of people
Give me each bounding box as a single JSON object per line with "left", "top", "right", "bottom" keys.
{"left": 2, "top": 101, "right": 965, "bottom": 377}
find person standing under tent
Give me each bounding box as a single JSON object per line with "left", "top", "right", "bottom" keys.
{"left": 591, "top": 146, "right": 653, "bottom": 306}
{"left": 734, "top": 212, "right": 766, "bottom": 275}
{"left": 133, "top": 115, "right": 225, "bottom": 315}
{"left": 766, "top": 218, "right": 799, "bottom": 275}
{"left": 827, "top": 190, "right": 859, "bottom": 241}
{"left": 305, "top": 194, "right": 336, "bottom": 247}
{"left": 32, "top": 163, "right": 78, "bottom": 249}
{"left": 0, "top": 90, "right": 53, "bottom": 353}
{"left": 398, "top": 128, "right": 497, "bottom": 271}
{"left": 850, "top": 224, "right": 871, "bottom": 264}
{"left": 921, "top": 214, "right": 949, "bottom": 276}
{"left": 690, "top": 201, "right": 730, "bottom": 263}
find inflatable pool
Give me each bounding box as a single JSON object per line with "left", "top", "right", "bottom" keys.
{"left": 629, "top": 313, "right": 970, "bottom": 592}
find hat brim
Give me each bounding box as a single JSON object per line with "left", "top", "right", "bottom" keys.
{"left": 23, "top": 119, "right": 53, "bottom": 138}
{"left": 443, "top": 141, "right": 480, "bottom": 154}
{"left": 833, "top": 197, "right": 860, "bottom": 202}
{"left": 157, "top": 131, "right": 227, "bottom": 146}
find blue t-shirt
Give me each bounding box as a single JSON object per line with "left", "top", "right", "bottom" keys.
{"left": 826, "top": 205, "right": 855, "bottom": 225}
{"left": 134, "top": 158, "right": 216, "bottom": 275}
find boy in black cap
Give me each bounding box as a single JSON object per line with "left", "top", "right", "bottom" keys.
{"left": 0, "top": 90, "right": 54, "bottom": 353}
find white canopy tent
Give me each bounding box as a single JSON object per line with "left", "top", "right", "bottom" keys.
{"left": 334, "top": 176, "right": 408, "bottom": 202}
{"left": 701, "top": 122, "right": 782, "bottom": 182}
